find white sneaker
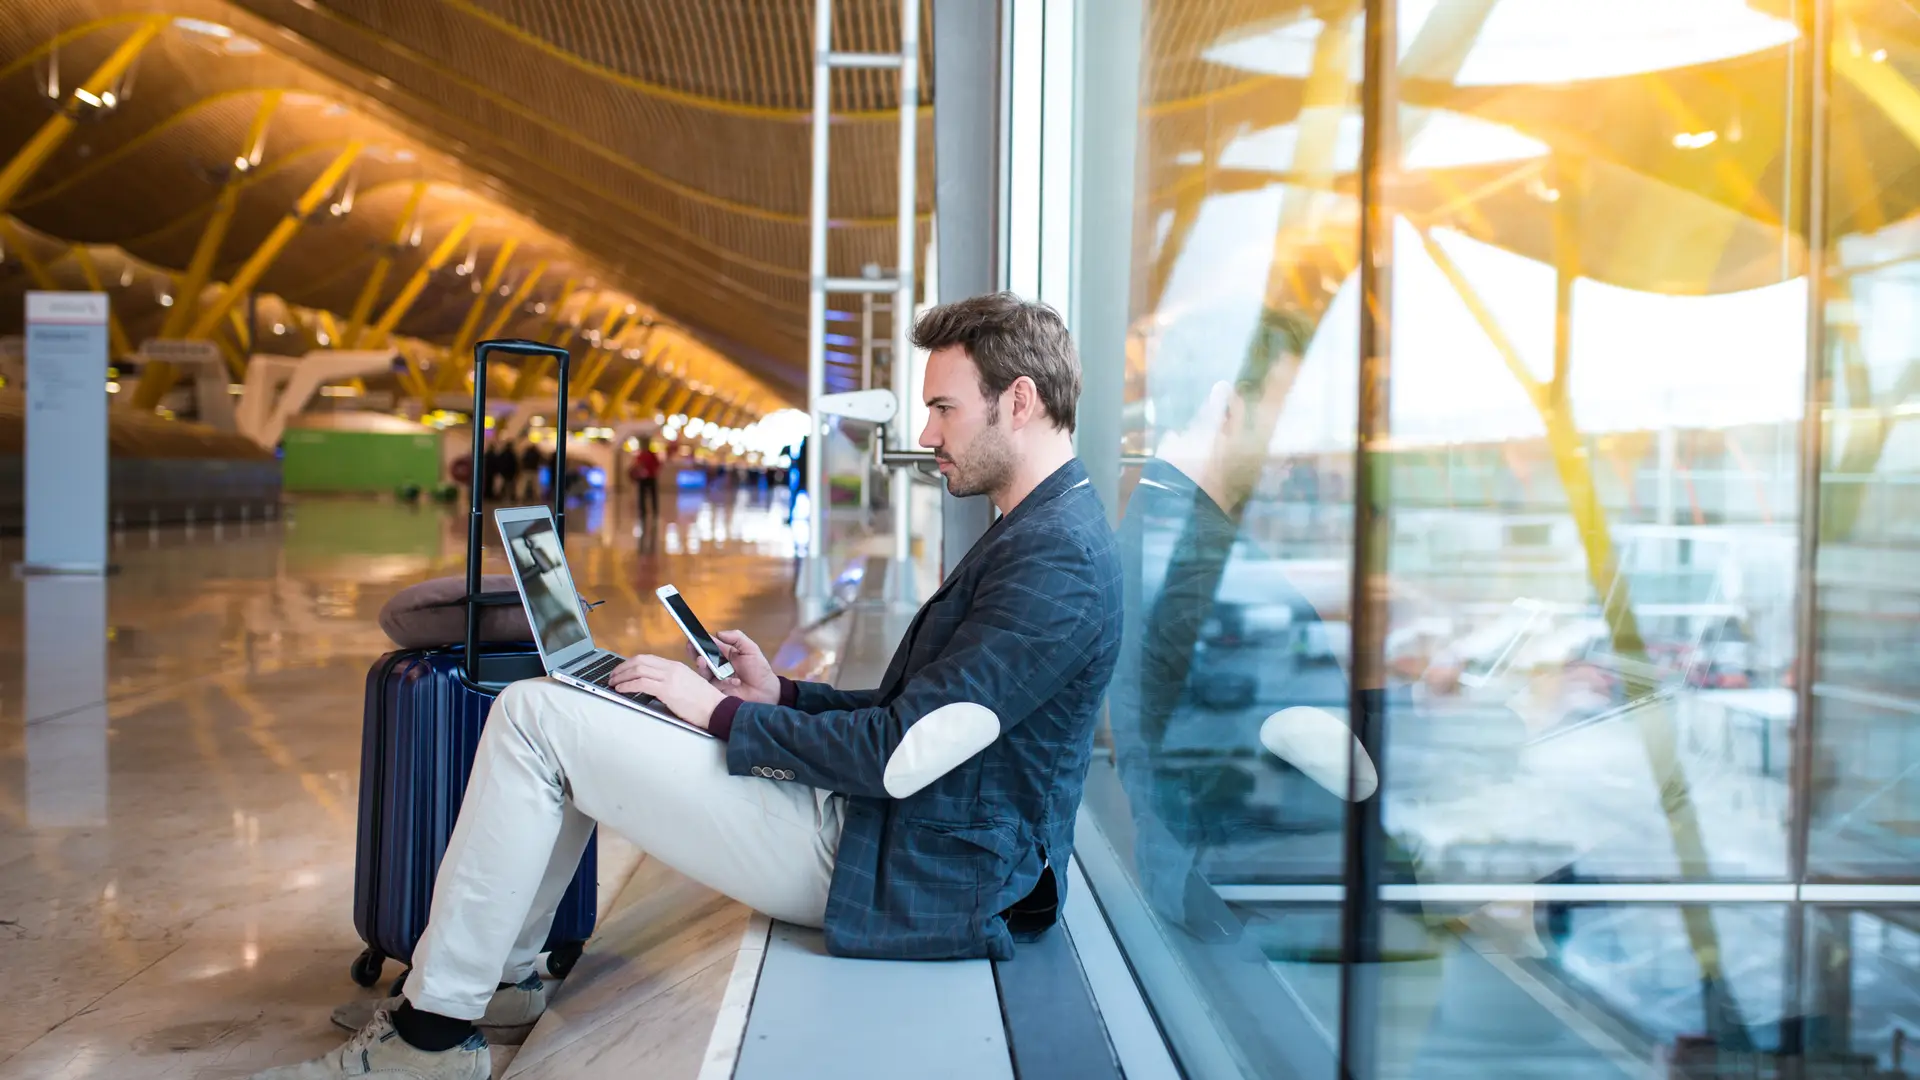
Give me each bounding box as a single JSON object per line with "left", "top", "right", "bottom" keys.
{"left": 250, "top": 1008, "right": 488, "bottom": 1079}
{"left": 331, "top": 973, "right": 547, "bottom": 1040}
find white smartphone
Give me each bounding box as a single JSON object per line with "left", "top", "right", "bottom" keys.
{"left": 657, "top": 584, "right": 735, "bottom": 680}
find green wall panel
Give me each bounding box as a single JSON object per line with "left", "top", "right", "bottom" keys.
{"left": 282, "top": 429, "right": 441, "bottom": 493}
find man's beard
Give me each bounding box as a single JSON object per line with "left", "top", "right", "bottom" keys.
{"left": 939, "top": 419, "right": 1017, "bottom": 499}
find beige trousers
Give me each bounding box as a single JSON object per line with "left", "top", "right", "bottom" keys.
{"left": 405, "top": 677, "right": 843, "bottom": 1019}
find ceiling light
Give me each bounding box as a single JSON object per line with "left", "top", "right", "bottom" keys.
{"left": 316, "top": 332, "right": 331, "bottom": 345}
{"left": 173, "top": 17, "right": 234, "bottom": 38}
{"left": 234, "top": 156, "right": 251, "bottom": 172}
{"left": 1872, "top": 48, "right": 1889, "bottom": 63}
{"left": 157, "top": 294, "right": 174, "bottom": 307}
{"left": 394, "top": 149, "right": 415, "bottom": 163}
{"left": 1672, "top": 130, "right": 1718, "bottom": 150}
{"left": 533, "top": 302, "right": 547, "bottom": 314}
{"left": 73, "top": 88, "right": 103, "bottom": 108}
{"left": 272, "top": 323, "right": 286, "bottom": 334}
{"left": 99, "top": 90, "right": 117, "bottom": 108}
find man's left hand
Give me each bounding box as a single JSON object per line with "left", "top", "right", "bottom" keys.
{"left": 610, "top": 655, "right": 727, "bottom": 728}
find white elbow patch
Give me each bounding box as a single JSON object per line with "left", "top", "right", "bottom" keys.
{"left": 883, "top": 703, "right": 1000, "bottom": 799}
{"left": 1259, "top": 706, "right": 1379, "bottom": 802}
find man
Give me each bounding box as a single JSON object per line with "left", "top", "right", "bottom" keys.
{"left": 628, "top": 438, "right": 662, "bottom": 527}
{"left": 252, "top": 293, "right": 1122, "bottom": 1080}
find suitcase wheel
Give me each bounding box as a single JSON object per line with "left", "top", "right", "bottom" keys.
{"left": 350, "top": 948, "right": 386, "bottom": 988}
{"left": 546, "top": 942, "right": 584, "bottom": 980}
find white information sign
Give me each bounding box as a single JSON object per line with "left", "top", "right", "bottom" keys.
{"left": 23, "top": 291, "right": 110, "bottom": 573}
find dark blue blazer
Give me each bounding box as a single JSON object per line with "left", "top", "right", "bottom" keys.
{"left": 725, "top": 459, "right": 1123, "bottom": 959}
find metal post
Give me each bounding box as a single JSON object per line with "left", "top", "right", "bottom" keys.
{"left": 933, "top": 0, "right": 1003, "bottom": 570}
{"left": 1071, "top": 0, "right": 1141, "bottom": 527}
{"left": 1784, "top": 0, "right": 1833, "bottom": 1057}
{"left": 860, "top": 291, "right": 875, "bottom": 522}
{"left": 892, "top": 0, "right": 922, "bottom": 572}
{"left": 1340, "top": 1, "right": 1396, "bottom": 1077}
{"left": 807, "top": 0, "right": 834, "bottom": 573}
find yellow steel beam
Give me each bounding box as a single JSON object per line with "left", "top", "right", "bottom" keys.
{"left": 67, "top": 245, "right": 133, "bottom": 361}
{"left": 439, "top": 237, "right": 520, "bottom": 390}
{"left": 1416, "top": 217, "right": 1733, "bottom": 1000}
{"left": 165, "top": 91, "right": 281, "bottom": 338}
{"left": 600, "top": 367, "right": 648, "bottom": 422}
{"left": 569, "top": 349, "right": 616, "bottom": 400}
{"left": 633, "top": 353, "right": 681, "bottom": 416}
{"left": 365, "top": 213, "right": 476, "bottom": 397}
{"left": 557, "top": 306, "right": 624, "bottom": 400}
{"left": 507, "top": 278, "right": 580, "bottom": 400}
{"left": 599, "top": 340, "right": 667, "bottom": 421}
{"left": 0, "top": 17, "right": 167, "bottom": 213}
{"left": 132, "top": 141, "right": 364, "bottom": 409}
{"left": 187, "top": 141, "right": 364, "bottom": 341}
{"left": 212, "top": 326, "right": 248, "bottom": 381}
{"left": 344, "top": 181, "right": 426, "bottom": 348}
{"left": 662, "top": 384, "right": 697, "bottom": 418}
{"left": 476, "top": 259, "right": 549, "bottom": 344}
{"left": 0, "top": 218, "right": 59, "bottom": 291}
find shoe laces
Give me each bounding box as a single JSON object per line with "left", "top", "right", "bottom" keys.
{"left": 341, "top": 1009, "right": 393, "bottom": 1066}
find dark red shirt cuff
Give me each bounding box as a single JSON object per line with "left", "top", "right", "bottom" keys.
{"left": 708, "top": 696, "right": 744, "bottom": 741}
{"left": 778, "top": 676, "right": 799, "bottom": 708}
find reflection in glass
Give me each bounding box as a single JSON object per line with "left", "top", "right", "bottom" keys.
{"left": 1809, "top": 6, "right": 1920, "bottom": 878}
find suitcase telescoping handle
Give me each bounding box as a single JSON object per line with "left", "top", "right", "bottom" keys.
{"left": 466, "top": 338, "right": 571, "bottom": 684}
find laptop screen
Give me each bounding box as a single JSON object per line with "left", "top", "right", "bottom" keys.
{"left": 499, "top": 514, "right": 590, "bottom": 659}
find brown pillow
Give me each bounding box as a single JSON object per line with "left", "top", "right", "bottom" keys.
{"left": 379, "top": 575, "right": 533, "bottom": 649}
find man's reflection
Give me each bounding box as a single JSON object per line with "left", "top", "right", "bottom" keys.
{"left": 1110, "top": 307, "right": 1326, "bottom": 937}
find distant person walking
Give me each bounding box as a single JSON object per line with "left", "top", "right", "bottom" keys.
{"left": 518, "top": 441, "right": 545, "bottom": 502}
{"left": 629, "top": 441, "right": 662, "bottom": 526}
{"left": 786, "top": 437, "right": 807, "bottom": 525}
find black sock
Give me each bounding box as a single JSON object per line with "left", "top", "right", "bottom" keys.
{"left": 391, "top": 1001, "right": 476, "bottom": 1052}
{"left": 498, "top": 981, "right": 517, "bottom": 991}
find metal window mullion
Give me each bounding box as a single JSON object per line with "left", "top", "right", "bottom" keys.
{"left": 1783, "top": 0, "right": 1834, "bottom": 1057}
{"left": 892, "top": 0, "right": 921, "bottom": 569}
{"left": 808, "top": 0, "right": 833, "bottom": 570}
{"left": 1340, "top": 1, "right": 1397, "bottom": 1079}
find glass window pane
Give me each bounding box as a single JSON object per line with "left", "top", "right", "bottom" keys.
{"left": 1809, "top": 0, "right": 1920, "bottom": 878}
{"left": 1078, "top": 0, "right": 1364, "bottom": 1075}
{"left": 1363, "top": 0, "right": 1810, "bottom": 1074}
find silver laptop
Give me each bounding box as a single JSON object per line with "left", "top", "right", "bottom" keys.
{"left": 494, "top": 504, "right": 714, "bottom": 739}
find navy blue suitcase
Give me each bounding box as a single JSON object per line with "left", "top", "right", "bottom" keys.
{"left": 348, "top": 339, "right": 595, "bottom": 992}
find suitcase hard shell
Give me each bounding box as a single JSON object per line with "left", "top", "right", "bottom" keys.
{"left": 350, "top": 646, "right": 597, "bottom": 989}
{"left": 349, "top": 338, "right": 594, "bottom": 991}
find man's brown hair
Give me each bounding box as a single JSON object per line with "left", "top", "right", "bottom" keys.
{"left": 910, "top": 292, "right": 1082, "bottom": 435}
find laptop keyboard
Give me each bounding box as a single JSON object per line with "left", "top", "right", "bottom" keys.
{"left": 572, "top": 653, "right": 663, "bottom": 708}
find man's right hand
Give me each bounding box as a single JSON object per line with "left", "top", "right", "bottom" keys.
{"left": 689, "top": 629, "right": 781, "bottom": 705}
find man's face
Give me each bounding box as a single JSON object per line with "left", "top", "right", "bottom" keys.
{"left": 919, "top": 345, "right": 1017, "bottom": 499}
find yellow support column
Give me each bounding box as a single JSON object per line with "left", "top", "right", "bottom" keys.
{"left": 558, "top": 306, "right": 622, "bottom": 399}
{"left": 507, "top": 280, "right": 581, "bottom": 400}
{"left": 67, "top": 245, "right": 133, "bottom": 361}
{"left": 635, "top": 357, "right": 681, "bottom": 416}
{"left": 439, "top": 237, "right": 520, "bottom": 390}
{"left": 0, "top": 17, "right": 167, "bottom": 212}
{"left": 133, "top": 141, "right": 364, "bottom": 409}
{"left": 166, "top": 91, "right": 280, "bottom": 338}
{"left": 365, "top": 213, "right": 476, "bottom": 400}
{"left": 570, "top": 351, "right": 615, "bottom": 399}
{"left": 477, "top": 259, "right": 549, "bottom": 344}
{"left": 600, "top": 341, "right": 666, "bottom": 421}
{"left": 188, "top": 142, "right": 363, "bottom": 340}
{"left": 662, "top": 385, "right": 697, "bottom": 418}
{"left": 343, "top": 180, "right": 426, "bottom": 348}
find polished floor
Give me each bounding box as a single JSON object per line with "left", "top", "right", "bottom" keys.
{"left": 0, "top": 485, "right": 831, "bottom": 1078}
